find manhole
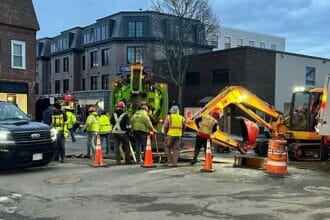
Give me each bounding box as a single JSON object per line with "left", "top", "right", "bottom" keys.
{"left": 44, "top": 176, "right": 80, "bottom": 184}
{"left": 303, "top": 186, "right": 330, "bottom": 193}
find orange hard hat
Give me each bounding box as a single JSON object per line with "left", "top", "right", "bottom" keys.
{"left": 88, "top": 106, "right": 96, "bottom": 112}
{"left": 116, "top": 101, "right": 126, "bottom": 109}
{"left": 210, "top": 110, "right": 220, "bottom": 120}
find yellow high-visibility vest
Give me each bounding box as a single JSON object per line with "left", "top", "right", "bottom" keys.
{"left": 99, "top": 115, "right": 111, "bottom": 134}
{"left": 167, "top": 114, "right": 184, "bottom": 137}
{"left": 198, "top": 115, "right": 217, "bottom": 135}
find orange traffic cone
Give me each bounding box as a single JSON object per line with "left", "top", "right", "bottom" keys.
{"left": 201, "top": 139, "right": 215, "bottom": 172}
{"left": 141, "top": 135, "right": 156, "bottom": 168}
{"left": 93, "top": 134, "right": 107, "bottom": 167}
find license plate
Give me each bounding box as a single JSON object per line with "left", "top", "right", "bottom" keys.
{"left": 32, "top": 153, "right": 43, "bottom": 161}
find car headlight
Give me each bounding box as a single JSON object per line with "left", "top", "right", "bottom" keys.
{"left": 0, "top": 130, "right": 14, "bottom": 144}
{"left": 50, "top": 128, "right": 58, "bottom": 141}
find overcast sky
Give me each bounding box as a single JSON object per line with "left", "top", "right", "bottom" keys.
{"left": 32, "top": 0, "right": 330, "bottom": 58}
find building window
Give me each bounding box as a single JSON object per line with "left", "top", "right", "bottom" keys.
{"left": 169, "top": 24, "right": 179, "bottom": 41}
{"left": 51, "top": 38, "right": 69, "bottom": 53}
{"left": 259, "top": 42, "right": 266, "bottom": 48}
{"left": 237, "top": 39, "right": 243, "bottom": 47}
{"left": 90, "top": 76, "right": 98, "bottom": 90}
{"left": 55, "top": 80, "right": 60, "bottom": 94}
{"left": 185, "top": 72, "right": 200, "bottom": 86}
{"left": 35, "top": 83, "right": 39, "bottom": 95}
{"left": 306, "top": 66, "right": 316, "bottom": 86}
{"left": 127, "top": 47, "right": 142, "bottom": 64}
{"left": 90, "top": 51, "right": 98, "bottom": 68}
{"left": 128, "top": 21, "right": 143, "bottom": 37}
{"left": 224, "top": 36, "right": 231, "bottom": 49}
{"left": 101, "top": 75, "right": 109, "bottom": 90}
{"left": 249, "top": 40, "right": 254, "bottom": 47}
{"left": 81, "top": 78, "right": 85, "bottom": 91}
{"left": 271, "top": 44, "right": 276, "bottom": 50}
{"left": 63, "top": 57, "right": 69, "bottom": 72}
{"left": 83, "top": 33, "right": 90, "bottom": 44}
{"left": 82, "top": 55, "right": 86, "bottom": 70}
{"left": 11, "top": 40, "right": 26, "bottom": 69}
{"left": 55, "top": 59, "right": 60, "bottom": 73}
{"left": 213, "top": 69, "right": 229, "bottom": 84}
{"left": 36, "top": 63, "right": 39, "bottom": 77}
{"left": 102, "top": 49, "right": 110, "bottom": 66}
{"left": 63, "top": 79, "right": 69, "bottom": 93}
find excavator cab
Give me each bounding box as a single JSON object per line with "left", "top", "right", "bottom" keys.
{"left": 289, "top": 90, "right": 322, "bottom": 132}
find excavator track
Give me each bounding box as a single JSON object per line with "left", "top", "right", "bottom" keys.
{"left": 287, "top": 142, "right": 327, "bottom": 160}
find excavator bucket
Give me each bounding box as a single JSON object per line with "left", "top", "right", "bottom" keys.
{"left": 237, "top": 117, "right": 260, "bottom": 152}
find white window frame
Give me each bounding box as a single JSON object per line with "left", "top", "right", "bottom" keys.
{"left": 11, "top": 40, "right": 26, "bottom": 69}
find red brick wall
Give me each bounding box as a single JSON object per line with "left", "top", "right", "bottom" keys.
{"left": 0, "top": 23, "right": 37, "bottom": 117}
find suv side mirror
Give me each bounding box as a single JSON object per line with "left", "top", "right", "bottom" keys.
{"left": 27, "top": 114, "right": 32, "bottom": 119}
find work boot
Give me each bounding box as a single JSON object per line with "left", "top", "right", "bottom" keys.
{"left": 191, "top": 148, "right": 200, "bottom": 165}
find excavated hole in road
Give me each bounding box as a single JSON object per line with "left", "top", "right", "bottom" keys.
{"left": 44, "top": 176, "right": 81, "bottom": 185}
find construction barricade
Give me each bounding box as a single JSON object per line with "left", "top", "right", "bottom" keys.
{"left": 265, "top": 138, "right": 288, "bottom": 176}
{"left": 93, "top": 134, "right": 107, "bottom": 167}
{"left": 201, "top": 139, "right": 215, "bottom": 172}
{"left": 141, "top": 135, "right": 156, "bottom": 168}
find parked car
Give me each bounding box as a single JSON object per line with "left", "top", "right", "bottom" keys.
{"left": 0, "top": 101, "right": 56, "bottom": 169}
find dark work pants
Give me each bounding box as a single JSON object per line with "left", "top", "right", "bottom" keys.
{"left": 133, "top": 131, "right": 148, "bottom": 162}
{"left": 113, "top": 134, "right": 131, "bottom": 163}
{"left": 55, "top": 131, "right": 65, "bottom": 159}
{"left": 193, "top": 135, "right": 208, "bottom": 160}
{"left": 100, "top": 134, "right": 110, "bottom": 153}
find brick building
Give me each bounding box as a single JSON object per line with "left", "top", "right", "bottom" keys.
{"left": 0, "top": 0, "right": 39, "bottom": 115}
{"left": 36, "top": 11, "right": 212, "bottom": 116}
{"left": 155, "top": 46, "right": 330, "bottom": 113}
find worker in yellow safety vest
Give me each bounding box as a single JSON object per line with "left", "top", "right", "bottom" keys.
{"left": 191, "top": 110, "right": 220, "bottom": 165}
{"left": 51, "top": 103, "right": 68, "bottom": 162}
{"left": 65, "top": 107, "right": 77, "bottom": 142}
{"left": 162, "top": 105, "right": 185, "bottom": 167}
{"left": 83, "top": 106, "right": 99, "bottom": 159}
{"left": 99, "top": 110, "right": 111, "bottom": 154}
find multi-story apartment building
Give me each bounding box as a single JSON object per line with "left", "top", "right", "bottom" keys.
{"left": 215, "top": 26, "right": 285, "bottom": 52}
{"left": 0, "top": 0, "right": 39, "bottom": 115}
{"left": 36, "top": 11, "right": 213, "bottom": 113}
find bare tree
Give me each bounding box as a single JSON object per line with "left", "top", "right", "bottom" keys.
{"left": 151, "top": 0, "right": 219, "bottom": 110}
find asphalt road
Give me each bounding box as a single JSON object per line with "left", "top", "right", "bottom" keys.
{"left": 1, "top": 134, "right": 330, "bottom": 219}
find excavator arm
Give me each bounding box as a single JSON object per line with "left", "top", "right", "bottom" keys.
{"left": 186, "top": 86, "right": 283, "bottom": 153}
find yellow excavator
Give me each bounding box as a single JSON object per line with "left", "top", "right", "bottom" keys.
{"left": 186, "top": 86, "right": 329, "bottom": 160}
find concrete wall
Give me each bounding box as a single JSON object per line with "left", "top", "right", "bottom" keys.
{"left": 275, "top": 53, "right": 330, "bottom": 112}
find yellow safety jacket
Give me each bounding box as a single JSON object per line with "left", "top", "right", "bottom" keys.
{"left": 66, "top": 111, "right": 77, "bottom": 129}
{"left": 99, "top": 115, "right": 111, "bottom": 134}
{"left": 52, "top": 114, "right": 68, "bottom": 137}
{"left": 198, "top": 115, "right": 217, "bottom": 136}
{"left": 85, "top": 112, "right": 99, "bottom": 132}
{"left": 167, "top": 113, "right": 184, "bottom": 137}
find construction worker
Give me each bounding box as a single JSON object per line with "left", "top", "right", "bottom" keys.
{"left": 99, "top": 110, "right": 111, "bottom": 154}
{"left": 84, "top": 106, "right": 99, "bottom": 159}
{"left": 65, "top": 107, "right": 77, "bottom": 142}
{"left": 131, "top": 104, "right": 157, "bottom": 163}
{"left": 191, "top": 110, "right": 220, "bottom": 165}
{"left": 110, "top": 101, "right": 132, "bottom": 164}
{"left": 162, "top": 105, "right": 185, "bottom": 167}
{"left": 51, "top": 103, "right": 68, "bottom": 162}
{"left": 42, "top": 104, "right": 52, "bottom": 126}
